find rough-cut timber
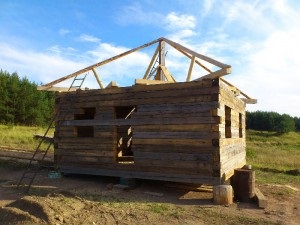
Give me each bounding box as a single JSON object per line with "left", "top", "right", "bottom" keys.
{"left": 54, "top": 78, "right": 247, "bottom": 184}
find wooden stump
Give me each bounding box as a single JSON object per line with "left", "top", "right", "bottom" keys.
{"left": 213, "top": 185, "right": 233, "bottom": 205}
{"left": 232, "top": 169, "right": 255, "bottom": 202}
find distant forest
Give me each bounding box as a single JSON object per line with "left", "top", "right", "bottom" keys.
{"left": 246, "top": 111, "right": 300, "bottom": 133}
{"left": 0, "top": 70, "right": 299, "bottom": 132}
{"left": 0, "top": 70, "right": 54, "bottom": 126}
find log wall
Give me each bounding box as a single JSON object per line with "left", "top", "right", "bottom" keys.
{"left": 54, "top": 78, "right": 246, "bottom": 184}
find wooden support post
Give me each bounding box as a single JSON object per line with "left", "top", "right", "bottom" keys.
{"left": 160, "top": 65, "right": 176, "bottom": 82}
{"left": 173, "top": 47, "right": 212, "bottom": 73}
{"left": 91, "top": 68, "right": 104, "bottom": 89}
{"left": 143, "top": 45, "right": 159, "bottom": 79}
{"left": 155, "top": 40, "right": 166, "bottom": 81}
{"left": 186, "top": 56, "right": 196, "bottom": 81}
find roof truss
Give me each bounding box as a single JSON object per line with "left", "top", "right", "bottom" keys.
{"left": 38, "top": 37, "right": 256, "bottom": 104}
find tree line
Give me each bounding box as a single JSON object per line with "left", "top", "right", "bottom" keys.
{"left": 0, "top": 70, "right": 54, "bottom": 126}
{"left": 246, "top": 111, "right": 300, "bottom": 133}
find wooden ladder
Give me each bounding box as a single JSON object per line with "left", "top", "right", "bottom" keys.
{"left": 17, "top": 74, "right": 87, "bottom": 193}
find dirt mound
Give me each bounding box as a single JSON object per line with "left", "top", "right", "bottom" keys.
{"left": 0, "top": 206, "right": 41, "bottom": 225}
{"left": 8, "top": 196, "right": 50, "bottom": 222}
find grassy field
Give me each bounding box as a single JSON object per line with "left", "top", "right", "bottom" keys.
{"left": 0, "top": 124, "right": 54, "bottom": 151}
{"left": 246, "top": 130, "right": 300, "bottom": 184}
{"left": 0, "top": 124, "right": 299, "bottom": 185}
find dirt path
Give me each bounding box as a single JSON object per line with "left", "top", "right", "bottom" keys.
{"left": 0, "top": 165, "right": 299, "bottom": 225}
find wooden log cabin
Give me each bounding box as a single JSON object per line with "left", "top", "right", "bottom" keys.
{"left": 39, "top": 37, "right": 256, "bottom": 185}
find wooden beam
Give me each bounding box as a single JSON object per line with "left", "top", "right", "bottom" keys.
{"left": 37, "top": 86, "right": 77, "bottom": 92}
{"left": 91, "top": 68, "right": 104, "bottom": 89}
{"left": 241, "top": 98, "right": 257, "bottom": 104}
{"left": 161, "top": 37, "right": 230, "bottom": 69}
{"left": 106, "top": 81, "right": 119, "bottom": 88}
{"left": 135, "top": 79, "right": 172, "bottom": 85}
{"left": 155, "top": 40, "right": 166, "bottom": 80}
{"left": 195, "top": 67, "right": 231, "bottom": 81}
{"left": 186, "top": 56, "right": 196, "bottom": 81}
{"left": 174, "top": 47, "right": 212, "bottom": 73}
{"left": 143, "top": 44, "right": 160, "bottom": 79}
{"left": 160, "top": 65, "right": 176, "bottom": 82}
{"left": 43, "top": 38, "right": 161, "bottom": 87}
{"left": 220, "top": 78, "right": 254, "bottom": 100}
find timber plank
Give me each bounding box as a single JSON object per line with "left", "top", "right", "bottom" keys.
{"left": 133, "top": 138, "right": 212, "bottom": 146}
{"left": 132, "top": 144, "right": 218, "bottom": 153}
{"left": 134, "top": 151, "right": 213, "bottom": 161}
{"left": 132, "top": 131, "right": 220, "bottom": 139}
{"left": 61, "top": 116, "right": 221, "bottom": 127}
{"left": 133, "top": 124, "right": 214, "bottom": 132}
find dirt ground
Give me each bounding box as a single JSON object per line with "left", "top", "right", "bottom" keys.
{"left": 0, "top": 163, "right": 299, "bottom": 225}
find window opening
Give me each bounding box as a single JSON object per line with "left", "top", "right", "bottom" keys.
{"left": 74, "top": 107, "right": 96, "bottom": 137}
{"left": 225, "top": 106, "right": 232, "bottom": 138}
{"left": 115, "top": 106, "right": 136, "bottom": 163}
{"left": 74, "top": 107, "right": 96, "bottom": 120}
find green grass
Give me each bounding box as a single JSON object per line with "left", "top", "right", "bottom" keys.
{"left": 0, "top": 124, "right": 54, "bottom": 151}
{"left": 246, "top": 130, "right": 300, "bottom": 184}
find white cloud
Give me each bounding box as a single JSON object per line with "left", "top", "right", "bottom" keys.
{"left": 79, "top": 34, "right": 100, "bottom": 43}
{"left": 0, "top": 43, "right": 87, "bottom": 84}
{"left": 59, "top": 28, "right": 70, "bottom": 36}
{"left": 229, "top": 27, "right": 300, "bottom": 117}
{"left": 166, "top": 12, "right": 196, "bottom": 30}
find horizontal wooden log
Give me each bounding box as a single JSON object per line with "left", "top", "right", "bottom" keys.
{"left": 56, "top": 149, "right": 113, "bottom": 157}
{"left": 138, "top": 102, "right": 219, "bottom": 112}
{"left": 134, "top": 158, "right": 212, "bottom": 171}
{"left": 133, "top": 124, "right": 216, "bottom": 132}
{"left": 37, "top": 86, "right": 77, "bottom": 92}
{"left": 61, "top": 116, "right": 221, "bottom": 126}
{"left": 56, "top": 94, "right": 218, "bottom": 111}
{"left": 135, "top": 79, "right": 173, "bottom": 85}
{"left": 60, "top": 155, "right": 113, "bottom": 164}
{"left": 132, "top": 144, "right": 219, "bottom": 154}
{"left": 56, "top": 137, "right": 113, "bottom": 145}
{"left": 58, "top": 87, "right": 220, "bottom": 107}
{"left": 134, "top": 151, "right": 212, "bottom": 161}
{"left": 132, "top": 131, "right": 220, "bottom": 139}
{"left": 133, "top": 138, "right": 212, "bottom": 146}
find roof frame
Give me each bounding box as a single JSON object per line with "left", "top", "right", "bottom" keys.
{"left": 37, "top": 37, "right": 256, "bottom": 103}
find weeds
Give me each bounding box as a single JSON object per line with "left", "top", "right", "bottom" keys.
{"left": 0, "top": 124, "right": 54, "bottom": 151}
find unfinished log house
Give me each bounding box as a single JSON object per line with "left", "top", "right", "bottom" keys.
{"left": 39, "top": 37, "right": 256, "bottom": 185}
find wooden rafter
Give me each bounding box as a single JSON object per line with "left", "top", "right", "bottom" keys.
{"left": 143, "top": 45, "right": 160, "bottom": 79}
{"left": 161, "top": 37, "right": 230, "bottom": 69}
{"left": 173, "top": 47, "right": 212, "bottom": 73}
{"left": 195, "top": 67, "right": 232, "bottom": 81}
{"left": 42, "top": 38, "right": 161, "bottom": 87}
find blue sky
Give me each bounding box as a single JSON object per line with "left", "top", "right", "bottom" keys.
{"left": 0, "top": 0, "right": 299, "bottom": 116}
